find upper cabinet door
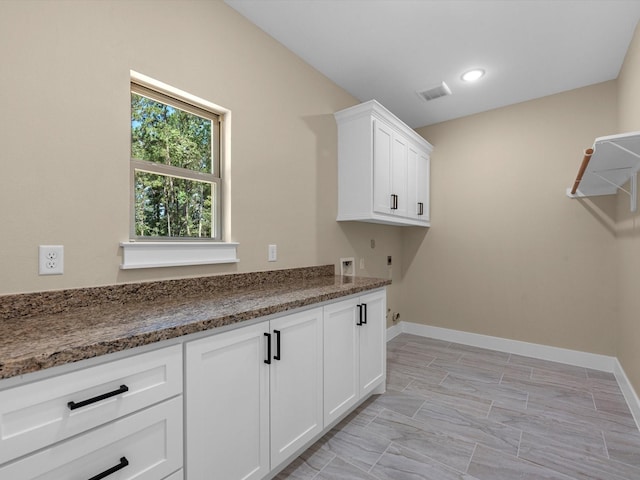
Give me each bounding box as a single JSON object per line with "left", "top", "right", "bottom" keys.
{"left": 416, "top": 149, "right": 430, "bottom": 222}
{"left": 408, "top": 144, "right": 430, "bottom": 221}
{"left": 372, "top": 119, "right": 393, "bottom": 215}
{"left": 391, "top": 133, "right": 409, "bottom": 217}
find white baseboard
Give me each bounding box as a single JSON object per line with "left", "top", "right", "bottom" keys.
{"left": 386, "top": 322, "right": 402, "bottom": 342}
{"left": 614, "top": 359, "right": 640, "bottom": 430}
{"left": 387, "top": 320, "right": 640, "bottom": 431}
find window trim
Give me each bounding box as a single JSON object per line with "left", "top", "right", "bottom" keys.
{"left": 130, "top": 81, "right": 221, "bottom": 240}
{"left": 122, "top": 71, "right": 236, "bottom": 269}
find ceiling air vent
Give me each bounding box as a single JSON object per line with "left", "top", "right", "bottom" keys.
{"left": 417, "top": 82, "right": 452, "bottom": 102}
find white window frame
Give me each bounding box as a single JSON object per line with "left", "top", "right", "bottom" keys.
{"left": 121, "top": 71, "right": 237, "bottom": 269}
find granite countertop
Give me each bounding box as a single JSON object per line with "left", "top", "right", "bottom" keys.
{"left": 0, "top": 266, "right": 390, "bottom": 380}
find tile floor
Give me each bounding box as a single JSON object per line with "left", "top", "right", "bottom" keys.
{"left": 275, "top": 333, "right": 640, "bottom": 480}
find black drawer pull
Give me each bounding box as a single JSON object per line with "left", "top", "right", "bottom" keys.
{"left": 87, "top": 456, "right": 129, "bottom": 480}
{"left": 68, "top": 385, "right": 129, "bottom": 410}
{"left": 356, "top": 304, "right": 363, "bottom": 326}
{"left": 273, "top": 329, "right": 281, "bottom": 360}
{"left": 418, "top": 202, "right": 424, "bottom": 216}
{"left": 264, "top": 332, "right": 272, "bottom": 364}
{"left": 362, "top": 303, "right": 368, "bottom": 325}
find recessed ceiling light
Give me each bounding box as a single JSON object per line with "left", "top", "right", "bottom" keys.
{"left": 461, "top": 69, "right": 485, "bottom": 82}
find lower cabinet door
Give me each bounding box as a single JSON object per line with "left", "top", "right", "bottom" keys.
{"left": 269, "top": 308, "right": 323, "bottom": 468}
{"left": 358, "top": 290, "right": 386, "bottom": 396}
{"left": 323, "top": 298, "right": 359, "bottom": 426}
{"left": 185, "top": 322, "right": 270, "bottom": 480}
{"left": 0, "top": 396, "right": 182, "bottom": 480}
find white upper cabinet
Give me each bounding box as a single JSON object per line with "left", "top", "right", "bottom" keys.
{"left": 335, "top": 100, "right": 433, "bottom": 227}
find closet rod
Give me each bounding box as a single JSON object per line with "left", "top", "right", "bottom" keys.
{"left": 570, "top": 148, "right": 594, "bottom": 195}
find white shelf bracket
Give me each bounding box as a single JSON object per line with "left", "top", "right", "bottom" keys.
{"left": 588, "top": 170, "right": 637, "bottom": 212}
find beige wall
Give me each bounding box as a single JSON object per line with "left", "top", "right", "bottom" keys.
{"left": 616, "top": 22, "right": 640, "bottom": 393}
{"left": 407, "top": 81, "right": 619, "bottom": 355}
{"left": 0, "top": 0, "right": 402, "bottom": 318}
{"left": 4, "top": 0, "right": 639, "bottom": 370}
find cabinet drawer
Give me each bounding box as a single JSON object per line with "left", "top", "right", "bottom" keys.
{"left": 0, "top": 344, "right": 182, "bottom": 464}
{"left": 0, "top": 395, "right": 183, "bottom": 479}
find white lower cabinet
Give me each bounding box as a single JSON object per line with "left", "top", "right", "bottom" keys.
{"left": 0, "top": 288, "right": 385, "bottom": 480}
{"left": 185, "top": 307, "right": 324, "bottom": 479}
{"left": 323, "top": 289, "right": 386, "bottom": 425}
{"left": 0, "top": 396, "right": 183, "bottom": 480}
{"left": 185, "top": 321, "right": 270, "bottom": 480}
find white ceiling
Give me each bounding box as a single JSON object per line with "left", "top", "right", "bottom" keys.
{"left": 226, "top": 0, "right": 640, "bottom": 128}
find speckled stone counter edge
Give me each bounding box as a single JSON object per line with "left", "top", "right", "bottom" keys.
{"left": 0, "top": 266, "right": 391, "bottom": 380}
{"left": 0, "top": 264, "right": 335, "bottom": 320}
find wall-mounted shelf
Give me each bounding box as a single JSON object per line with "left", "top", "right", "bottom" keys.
{"left": 567, "top": 132, "right": 640, "bottom": 212}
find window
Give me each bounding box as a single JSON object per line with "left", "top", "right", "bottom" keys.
{"left": 120, "top": 72, "right": 237, "bottom": 269}
{"left": 131, "top": 83, "right": 221, "bottom": 240}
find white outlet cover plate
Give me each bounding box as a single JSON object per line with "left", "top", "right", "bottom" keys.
{"left": 39, "top": 245, "right": 64, "bottom": 275}
{"left": 268, "top": 244, "right": 277, "bottom": 262}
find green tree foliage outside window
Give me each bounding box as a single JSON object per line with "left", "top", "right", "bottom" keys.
{"left": 131, "top": 88, "right": 219, "bottom": 239}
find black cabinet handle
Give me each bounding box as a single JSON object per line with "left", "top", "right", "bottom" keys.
{"left": 356, "top": 304, "right": 363, "bottom": 326}
{"left": 273, "top": 329, "right": 281, "bottom": 360}
{"left": 87, "top": 456, "right": 129, "bottom": 480}
{"left": 418, "top": 202, "right": 424, "bottom": 216}
{"left": 68, "top": 385, "right": 129, "bottom": 411}
{"left": 362, "top": 303, "right": 368, "bottom": 325}
{"left": 264, "top": 332, "right": 271, "bottom": 364}
{"left": 390, "top": 194, "right": 398, "bottom": 210}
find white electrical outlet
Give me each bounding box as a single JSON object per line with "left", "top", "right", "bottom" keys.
{"left": 39, "top": 245, "right": 64, "bottom": 275}
{"left": 268, "top": 244, "right": 277, "bottom": 262}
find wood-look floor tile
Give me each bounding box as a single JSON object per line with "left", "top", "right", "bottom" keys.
{"left": 525, "top": 393, "right": 637, "bottom": 435}
{"left": 387, "top": 349, "right": 435, "bottom": 368}
{"left": 508, "top": 354, "right": 588, "bottom": 379}
{"left": 430, "top": 358, "right": 504, "bottom": 384}
{"left": 276, "top": 334, "right": 640, "bottom": 479}
{"left": 370, "top": 443, "right": 480, "bottom": 480}
{"left": 455, "top": 351, "right": 511, "bottom": 371}
{"left": 321, "top": 423, "right": 392, "bottom": 472}
{"left": 404, "top": 379, "right": 494, "bottom": 418}
{"left": 386, "top": 370, "right": 416, "bottom": 392}
{"left": 273, "top": 441, "right": 336, "bottom": 480}
{"left": 500, "top": 373, "right": 596, "bottom": 410}
{"left": 519, "top": 431, "right": 640, "bottom": 480}
{"left": 603, "top": 429, "right": 640, "bottom": 468}
{"left": 593, "top": 390, "right": 634, "bottom": 418}
{"left": 440, "top": 372, "right": 529, "bottom": 410}
{"left": 366, "top": 408, "right": 477, "bottom": 472}
{"left": 315, "top": 456, "right": 379, "bottom": 480}
{"left": 586, "top": 369, "right": 617, "bottom": 381}
{"left": 335, "top": 397, "right": 383, "bottom": 429}
{"left": 489, "top": 403, "right": 608, "bottom": 456}
{"left": 414, "top": 401, "right": 521, "bottom": 455}
{"left": 369, "top": 390, "right": 426, "bottom": 418}
{"left": 387, "top": 361, "right": 449, "bottom": 385}
{"left": 467, "top": 444, "right": 575, "bottom": 480}
{"left": 448, "top": 344, "right": 511, "bottom": 365}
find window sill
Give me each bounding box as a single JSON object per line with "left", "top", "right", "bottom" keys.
{"left": 120, "top": 241, "right": 239, "bottom": 269}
